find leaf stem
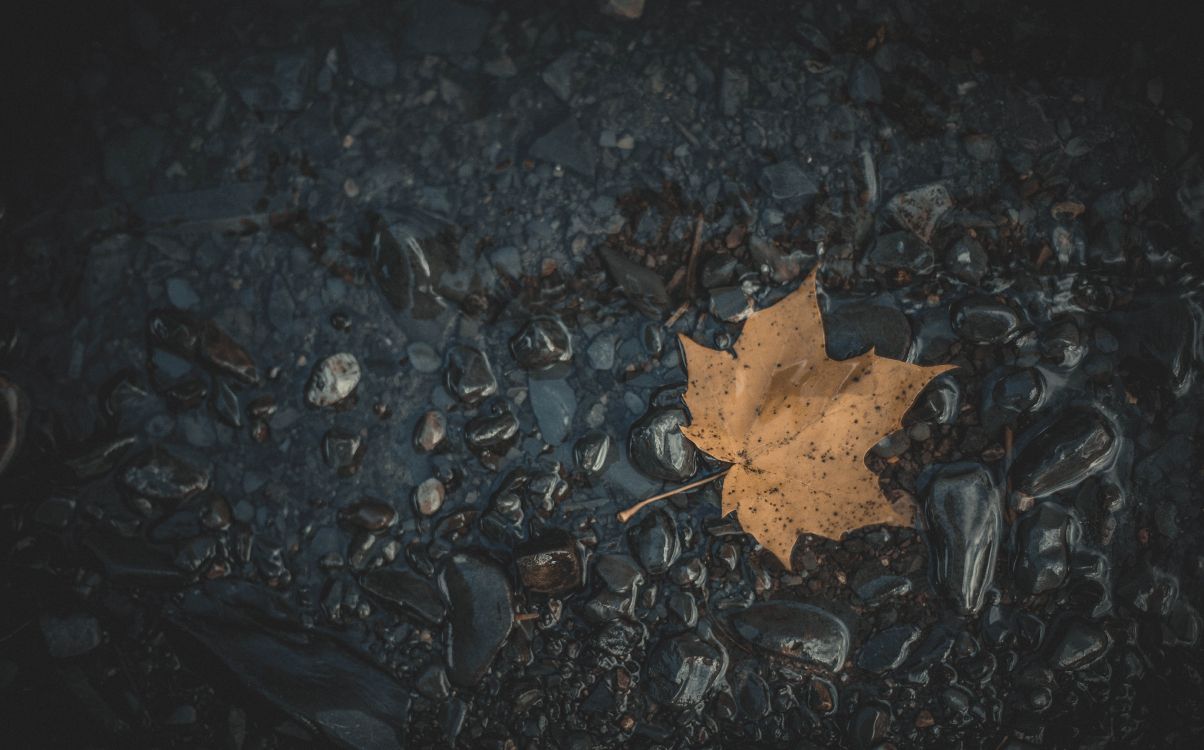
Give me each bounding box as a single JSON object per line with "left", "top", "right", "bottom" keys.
{"left": 616, "top": 466, "right": 732, "bottom": 523}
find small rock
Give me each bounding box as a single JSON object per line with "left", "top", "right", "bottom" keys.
{"left": 120, "top": 447, "right": 209, "bottom": 501}
{"left": 1013, "top": 502, "right": 1080, "bottom": 595}
{"left": 945, "top": 235, "right": 989, "bottom": 283}
{"left": 306, "top": 353, "right": 361, "bottom": 408}
{"left": 627, "top": 510, "right": 680, "bottom": 575}
{"left": 413, "top": 478, "right": 445, "bottom": 517}
{"left": 439, "top": 552, "right": 514, "bottom": 687}
{"left": 444, "top": 346, "right": 497, "bottom": 405}
{"left": 951, "top": 296, "right": 1021, "bottom": 344}
{"left": 515, "top": 531, "right": 584, "bottom": 594}
{"left": 530, "top": 118, "right": 596, "bottom": 179}
{"left": 887, "top": 183, "right": 954, "bottom": 243}
{"left": 645, "top": 634, "right": 726, "bottom": 707}
{"left": 629, "top": 406, "right": 697, "bottom": 482}
{"left": 1046, "top": 618, "right": 1111, "bottom": 671}
{"left": 338, "top": 499, "right": 396, "bottom": 533}
{"left": 510, "top": 317, "right": 572, "bottom": 370}
{"left": 1010, "top": 408, "right": 1118, "bottom": 498}
{"left": 322, "top": 429, "right": 365, "bottom": 475}
{"left": 729, "top": 601, "right": 850, "bottom": 672}
{"left": 921, "top": 462, "right": 1001, "bottom": 616}
{"left": 574, "top": 431, "right": 612, "bottom": 475}
{"left": 594, "top": 554, "right": 644, "bottom": 593}
{"left": 759, "top": 161, "right": 819, "bottom": 202}
{"left": 856, "top": 624, "right": 923, "bottom": 673}
{"left": 529, "top": 377, "right": 576, "bottom": 446}
{"left": 414, "top": 410, "right": 447, "bottom": 453}
{"left": 359, "top": 568, "right": 446, "bottom": 624}
{"left": 40, "top": 614, "right": 102, "bottom": 658}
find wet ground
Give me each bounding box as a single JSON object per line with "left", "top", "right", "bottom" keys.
{"left": 3, "top": 0, "right": 1204, "bottom": 747}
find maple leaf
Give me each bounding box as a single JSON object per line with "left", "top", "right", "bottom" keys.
{"left": 679, "top": 273, "right": 954, "bottom": 569}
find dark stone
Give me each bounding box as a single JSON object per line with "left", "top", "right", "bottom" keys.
{"left": 728, "top": 601, "right": 850, "bottom": 672}
{"left": 759, "top": 161, "right": 819, "bottom": 201}
{"left": 856, "top": 624, "right": 922, "bottom": 673}
{"left": 515, "top": 531, "right": 584, "bottom": 594}
{"left": 529, "top": 118, "right": 596, "bottom": 179}
{"left": 629, "top": 406, "right": 697, "bottom": 482}
{"left": 444, "top": 346, "right": 497, "bottom": 405}
{"left": 921, "top": 462, "right": 1001, "bottom": 616}
{"left": 598, "top": 247, "right": 669, "bottom": 316}
{"left": 172, "top": 581, "right": 411, "bottom": 750}
{"left": 342, "top": 31, "right": 396, "bottom": 88}
{"left": 574, "top": 431, "right": 612, "bottom": 475}
{"left": 1013, "top": 502, "right": 1080, "bottom": 595}
{"left": 951, "top": 296, "right": 1021, "bottom": 344}
{"left": 627, "top": 510, "right": 680, "bottom": 575}
{"left": 338, "top": 499, "right": 396, "bottom": 533}
{"left": 1010, "top": 408, "right": 1118, "bottom": 498}
{"left": 439, "top": 552, "right": 513, "bottom": 687}
{"left": 645, "top": 634, "right": 727, "bottom": 707}
{"left": 120, "top": 447, "right": 209, "bottom": 501}
{"left": 594, "top": 554, "right": 644, "bottom": 593}
{"left": 867, "top": 231, "right": 933, "bottom": 275}
{"left": 199, "top": 321, "right": 259, "bottom": 386}
{"left": 1046, "top": 618, "right": 1111, "bottom": 671}
{"left": 824, "top": 303, "right": 912, "bottom": 360}
{"left": 359, "top": 569, "right": 446, "bottom": 625}
{"left": 510, "top": 317, "right": 572, "bottom": 370}
{"left": 945, "top": 235, "right": 989, "bottom": 283}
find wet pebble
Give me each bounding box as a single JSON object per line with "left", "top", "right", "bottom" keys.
{"left": 510, "top": 317, "right": 572, "bottom": 370}
{"left": 586, "top": 335, "right": 616, "bottom": 371}
{"left": 594, "top": 554, "right": 644, "bottom": 593}
{"left": 856, "top": 624, "right": 923, "bottom": 673}
{"left": 708, "top": 286, "right": 755, "bottom": 323}
{"left": 529, "top": 377, "right": 576, "bottom": 446}
{"left": 922, "top": 462, "right": 1001, "bottom": 615}
{"left": 439, "top": 551, "right": 514, "bottom": 687}
{"left": 465, "top": 402, "right": 519, "bottom": 453}
{"left": 867, "top": 231, "right": 933, "bottom": 275}
{"left": 322, "top": 428, "right": 364, "bottom": 475}
{"left": 199, "top": 321, "right": 259, "bottom": 386}
{"left": 573, "top": 430, "right": 612, "bottom": 475}
{"left": 306, "top": 353, "right": 361, "bottom": 408}
{"left": 444, "top": 345, "right": 497, "bottom": 405}
{"left": 1046, "top": 618, "right": 1111, "bottom": 671}
{"left": 1013, "top": 502, "right": 1080, "bottom": 595}
{"left": 358, "top": 568, "right": 446, "bottom": 624}
{"left": 628, "top": 406, "right": 697, "bottom": 482}
{"left": 417, "top": 664, "right": 450, "bottom": 701}
{"left": 515, "top": 531, "right": 583, "bottom": 594}
{"left": 728, "top": 601, "right": 849, "bottom": 672}
{"left": 951, "top": 296, "right": 1021, "bottom": 344}
{"left": 1010, "top": 407, "right": 1118, "bottom": 498}
{"left": 849, "top": 701, "right": 891, "bottom": 750}
{"left": 759, "top": 160, "right": 818, "bottom": 201}
{"left": 627, "top": 510, "right": 680, "bottom": 575}
{"left": 413, "top": 410, "right": 447, "bottom": 453}
{"left": 645, "top": 634, "right": 727, "bottom": 707}
{"left": 945, "top": 234, "right": 989, "bottom": 283}
{"left": 338, "top": 499, "right": 396, "bottom": 533}
{"left": 120, "top": 447, "right": 210, "bottom": 501}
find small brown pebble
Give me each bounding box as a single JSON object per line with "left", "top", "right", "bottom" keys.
{"left": 915, "top": 709, "right": 935, "bottom": 728}
{"left": 618, "top": 715, "right": 635, "bottom": 733}
{"left": 414, "top": 410, "right": 447, "bottom": 453}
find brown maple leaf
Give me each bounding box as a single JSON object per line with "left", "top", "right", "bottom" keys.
{"left": 679, "top": 273, "right": 954, "bottom": 568}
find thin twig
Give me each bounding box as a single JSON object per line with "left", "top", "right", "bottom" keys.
{"left": 616, "top": 466, "right": 732, "bottom": 523}
{"left": 685, "top": 213, "right": 705, "bottom": 300}
{"left": 665, "top": 301, "right": 690, "bottom": 328}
